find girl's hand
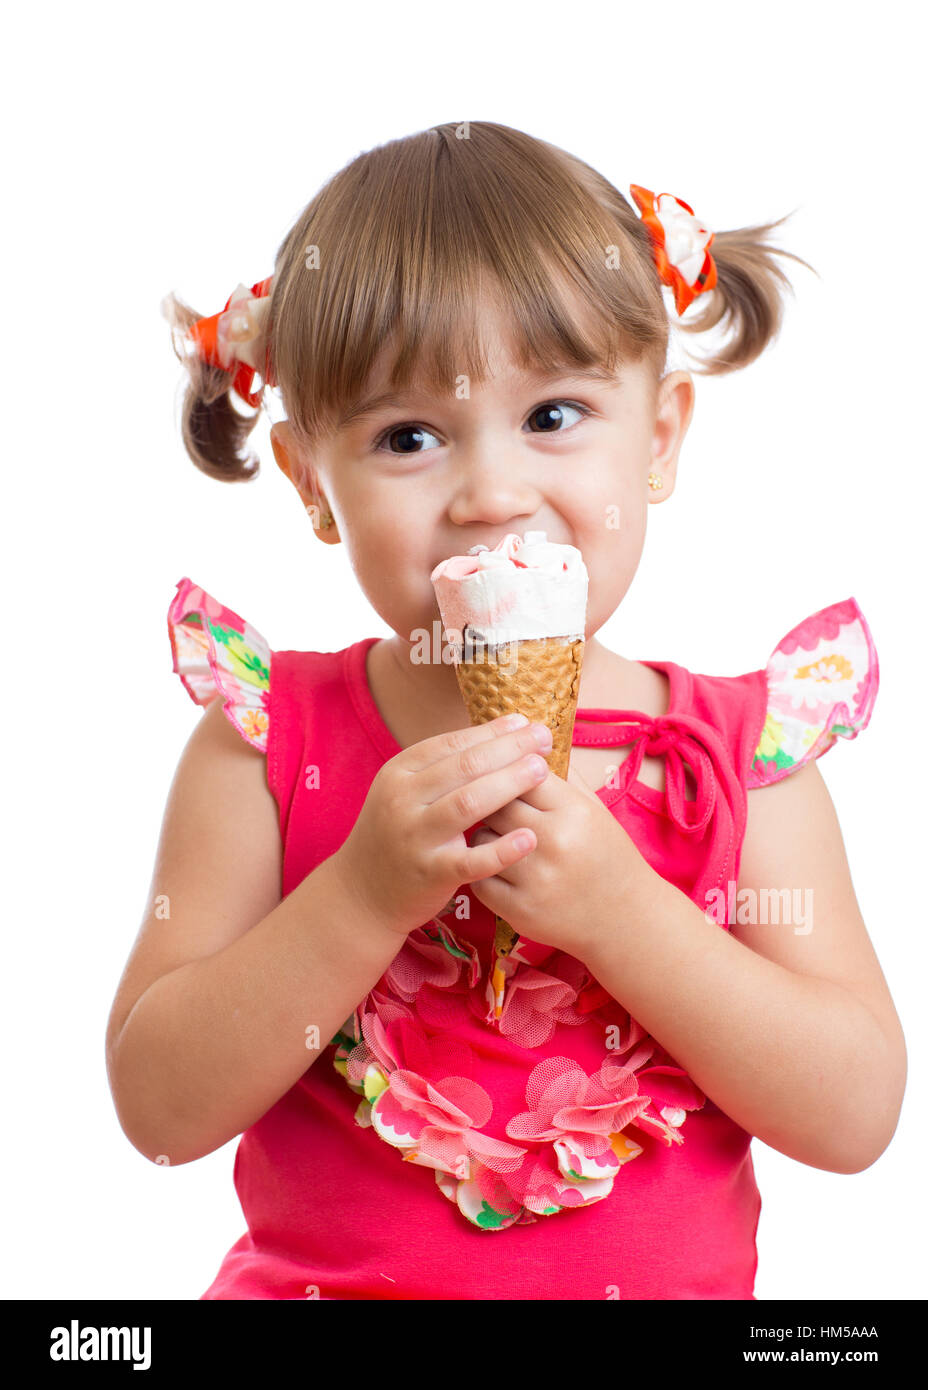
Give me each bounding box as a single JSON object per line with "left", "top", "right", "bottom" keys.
{"left": 467, "top": 763, "right": 649, "bottom": 960}
{"left": 333, "top": 714, "right": 556, "bottom": 936}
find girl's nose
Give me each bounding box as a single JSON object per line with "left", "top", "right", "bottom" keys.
{"left": 447, "top": 448, "right": 543, "bottom": 528}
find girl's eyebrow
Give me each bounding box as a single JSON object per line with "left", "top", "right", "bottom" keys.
{"left": 339, "top": 367, "right": 619, "bottom": 430}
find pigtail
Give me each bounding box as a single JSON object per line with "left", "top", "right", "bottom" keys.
{"left": 675, "top": 209, "right": 818, "bottom": 375}
{"left": 161, "top": 290, "right": 263, "bottom": 482}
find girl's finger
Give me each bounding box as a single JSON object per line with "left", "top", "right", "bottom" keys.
{"left": 400, "top": 713, "right": 533, "bottom": 773}
{"left": 428, "top": 752, "right": 550, "bottom": 840}
{"left": 461, "top": 826, "right": 537, "bottom": 884}
{"left": 416, "top": 720, "right": 553, "bottom": 803}
{"left": 468, "top": 826, "right": 529, "bottom": 887}
{"left": 498, "top": 764, "right": 567, "bottom": 812}
{"left": 478, "top": 798, "right": 542, "bottom": 837}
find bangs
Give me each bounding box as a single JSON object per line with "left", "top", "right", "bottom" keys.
{"left": 269, "top": 122, "right": 666, "bottom": 447}
{"left": 330, "top": 266, "right": 631, "bottom": 433}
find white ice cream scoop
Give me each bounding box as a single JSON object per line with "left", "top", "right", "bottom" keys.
{"left": 431, "top": 530, "right": 588, "bottom": 647}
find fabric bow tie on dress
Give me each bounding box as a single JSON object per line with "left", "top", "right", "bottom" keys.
{"left": 572, "top": 705, "right": 744, "bottom": 912}
{"left": 604, "top": 714, "right": 717, "bottom": 831}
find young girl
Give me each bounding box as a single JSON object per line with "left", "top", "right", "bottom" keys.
{"left": 107, "top": 121, "right": 906, "bottom": 1300}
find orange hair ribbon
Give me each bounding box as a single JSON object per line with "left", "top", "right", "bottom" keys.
{"left": 187, "top": 276, "right": 275, "bottom": 406}
{"left": 630, "top": 186, "right": 717, "bottom": 316}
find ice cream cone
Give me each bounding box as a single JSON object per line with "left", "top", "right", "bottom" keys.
{"left": 453, "top": 633, "right": 585, "bottom": 961}
{"left": 431, "top": 530, "right": 589, "bottom": 1020}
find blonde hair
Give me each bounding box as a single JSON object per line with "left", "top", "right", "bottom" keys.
{"left": 163, "top": 120, "right": 815, "bottom": 482}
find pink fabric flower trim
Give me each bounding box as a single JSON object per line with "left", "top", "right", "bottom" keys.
{"left": 488, "top": 952, "right": 604, "bottom": 1048}
{"left": 332, "top": 921, "right": 707, "bottom": 1231}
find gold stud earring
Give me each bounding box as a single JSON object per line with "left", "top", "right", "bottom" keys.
{"left": 648, "top": 473, "right": 663, "bottom": 491}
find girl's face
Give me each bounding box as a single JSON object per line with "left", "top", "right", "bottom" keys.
{"left": 272, "top": 290, "right": 694, "bottom": 657}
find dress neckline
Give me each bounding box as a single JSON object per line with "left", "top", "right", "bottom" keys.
{"left": 345, "top": 637, "right": 689, "bottom": 808}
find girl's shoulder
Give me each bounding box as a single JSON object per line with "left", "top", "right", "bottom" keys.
{"left": 736, "top": 596, "right": 879, "bottom": 791}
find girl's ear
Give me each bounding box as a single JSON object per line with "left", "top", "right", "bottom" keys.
{"left": 648, "top": 370, "right": 695, "bottom": 504}
{"left": 270, "top": 420, "right": 303, "bottom": 486}
{"left": 270, "top": 422, "right": 340, "bottom": 544}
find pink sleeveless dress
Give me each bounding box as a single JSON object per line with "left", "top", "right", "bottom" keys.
{"left": 167, "top": 583, "right": 878, "bottom": 1300}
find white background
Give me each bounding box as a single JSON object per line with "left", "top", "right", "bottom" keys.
{"left": 4, "top": 0, "right": 923, "bottom": 1301}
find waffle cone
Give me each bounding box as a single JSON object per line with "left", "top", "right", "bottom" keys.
{"left": 453, "top": 635, "right": 584, "bottom": 960}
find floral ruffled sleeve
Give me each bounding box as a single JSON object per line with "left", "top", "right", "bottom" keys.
{"left": 167, "top": 577, "right": 271, "bottom": 752}
{"left": 747, "top": 597, "right": 878, "bottom": 788}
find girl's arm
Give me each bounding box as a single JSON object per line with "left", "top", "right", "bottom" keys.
{"left": 583, "top": 759, "right": 907, "bottom": 1173}
{"left": 105, "top": 696, "right": 403, "bottom": 1167}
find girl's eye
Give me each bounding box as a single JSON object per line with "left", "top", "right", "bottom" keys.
{"left": 372, "top": 399, "right": 590, "bottom": 455}
{"left": 525, "top": 400, "right": 589, "bottom": 433}
{"left": 373, "top": 424, "right": 443, "bottom": 455}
